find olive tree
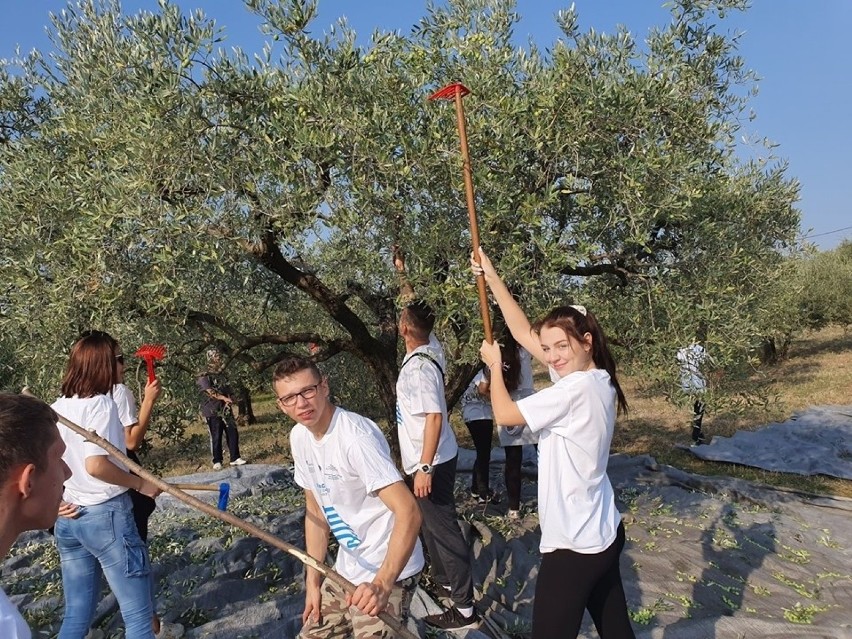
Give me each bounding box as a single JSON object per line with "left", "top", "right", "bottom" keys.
{"left": 0, "top": 0, "right": 801, "bottom": 427}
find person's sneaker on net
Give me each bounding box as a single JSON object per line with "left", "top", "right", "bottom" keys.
{"left": 212, "top": 462, "right": 222, "bottom": 470}
{"left": 230, "top": 457, "right": 247, "bottom": 466}
{"left": 155, "top": 621, "right": 185, "bottom": 639}
{"left": 472, "top": 488, "right": 501, "bottom": 505}
{"left": 423, "top": 607, "right": 481, "bottom": 630}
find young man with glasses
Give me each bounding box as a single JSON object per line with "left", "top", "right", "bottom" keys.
{"left": 273, "top": 356, "right": 424, "bottom": 638}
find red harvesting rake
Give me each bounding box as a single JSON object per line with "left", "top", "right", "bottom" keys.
{"left": 134, "top": 344, "right": 167, "bottom": 383}
{"left": 429, "top": 81, "right": 493, "bottom": 343}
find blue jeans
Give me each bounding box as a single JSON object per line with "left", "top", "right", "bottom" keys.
{"left": 55, "top": 492, "right": 154, "bottom": 639}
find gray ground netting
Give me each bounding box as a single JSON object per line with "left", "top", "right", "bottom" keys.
{"left": 5, "top": 455, "right": 851, "bottom": 638}
{"left": 685, "top": 405, "right": 852, "bottom": 480}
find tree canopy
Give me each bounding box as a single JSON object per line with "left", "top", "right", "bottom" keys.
{"left": 0, "top": 0, "right": 801, "bottom": 425}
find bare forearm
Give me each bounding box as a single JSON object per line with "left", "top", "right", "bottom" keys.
{"left": 420, "top": 413, "right": 442, "bottom": 464}
{"left": 374, "top": 501, "right": 421, "bottom": 589}
{"left": 304, "top": 493, "right": 331, "bottom": 588}
{"left": 85, "top": 456, "right": 143, "bottom": 491}
{"left": 489, "top": 365, "right": 525, "bottom": 426}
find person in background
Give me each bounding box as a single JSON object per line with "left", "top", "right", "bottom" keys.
{"left": 495, "top": 331, "right": 539, "bottom": 520}
{"left": 0, "top": 393, "right": 72, "bottom": 639}
{"left": 52, "top": 330, "right": 162, "bottom": 639}
{"left": 197, "top": 348, "right": 246, "bottom": 470}
{"left": 113, "top": 351, "right": 184, "bottom": 638}
{"left": 473, "top": 249, "right": 635, "bottom": 639}
{"left": 676, "top": 339, "right": 711, "bottom": 446}
{"left": 460, "top": 366, "right": 499, "bottom": 505}
{"left": 396, "top": 301, "right": 479, "bottom": 631}
{"left": 273, "top": 356, "right": 423, "bottom": 638}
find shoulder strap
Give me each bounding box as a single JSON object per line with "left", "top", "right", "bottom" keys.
{"left": 403, "top": 352, "right": 445, "bottom": 381}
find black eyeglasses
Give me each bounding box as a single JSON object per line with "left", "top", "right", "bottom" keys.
{"left": 115, "top": 355, "right": 125, "bottom": 365}
{"left": 276, "top": 384, "right": 321, "bottom": 407}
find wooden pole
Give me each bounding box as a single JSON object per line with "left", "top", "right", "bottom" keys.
{"left": 430, "top": 82, "right": 494, "bottom": 343}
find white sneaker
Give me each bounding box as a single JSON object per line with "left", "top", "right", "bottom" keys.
{"left": 155, "top": 621, "right": 185, "bottom": 639}
{"left": 212, "top": 462, "right": 222, "bottom": 470}
{"left": 229, "top": 458, "right": 247, "bottom": 466}
{"left": 507, "top": 509, "right": 521, "bottom": 520}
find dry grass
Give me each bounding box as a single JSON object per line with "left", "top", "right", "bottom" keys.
{"left": 147, "top": 327, "right": 852, "bottom": 497}
{"left": 616, "top": 325, "right": 852, "bottom": 497}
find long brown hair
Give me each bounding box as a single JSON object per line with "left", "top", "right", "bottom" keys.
{"left": 500, "top": 329, "right": 522, "bottom": 394}
{"left": 60, "top": 330, "right": 119, "bottom": 398}
{"left": 532, "top": 306, "right": 628, "bottom": 414}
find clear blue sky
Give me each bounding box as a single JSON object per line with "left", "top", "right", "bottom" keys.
{"left": 3, "top": 1, "right": 850, "bottom": 249}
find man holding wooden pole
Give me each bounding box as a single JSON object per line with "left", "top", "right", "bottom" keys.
{"left": 273, "top": 356, "right": 424, "bottom": 638}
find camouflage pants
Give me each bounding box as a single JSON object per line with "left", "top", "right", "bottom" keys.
{"left": 299, "top": 574, "right": 419, "bottom": 639}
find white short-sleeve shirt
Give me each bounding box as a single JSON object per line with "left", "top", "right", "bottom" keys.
{"left": 677, "top": 343, "right": 708, "bottom": 393}
{"left": 53, "top": 394, "right": 129, "bottom": 506}
{"left": 395, "top": 337, "right": 458, "bottom": 474}
{"left": 460, "top": 370, "right": 492, "bottom": 423}
{"left": 292, "top": 408, "right": 425, "bottom": 584}
{"left": 517, "top": 369, "right": 621, "bottom": 554}
{"left": 112, "top": 383, "right": 139, "bottom": 428}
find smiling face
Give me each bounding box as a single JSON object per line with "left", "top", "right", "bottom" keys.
{"left": 273, "top": 368, "right": 334, "bottom": 436}
{"left": 539, "top": 324, "right": 594, "bottom": 378}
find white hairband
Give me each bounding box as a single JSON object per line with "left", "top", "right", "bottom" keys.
{"left": 570, "top": 304, "right": 587, "bottom": 316}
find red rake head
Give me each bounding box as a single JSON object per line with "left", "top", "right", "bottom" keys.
{"left": 428, "top": 82, "right": 470, "bottom": 101}
{"left": 135, "top": 344, "right": 167, "bottom": 384}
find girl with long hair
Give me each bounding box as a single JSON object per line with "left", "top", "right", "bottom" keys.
{"left": 52, "top": 331, "right": 161, "bottom": 639}
{"left": 472, "top": 249, "right": 634, "bottom": 639}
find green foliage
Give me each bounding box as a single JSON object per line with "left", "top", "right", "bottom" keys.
{"left": 796, "top": 241, "right": 852, "bottom": 330}
{"left": 0, "top": 0, "right": 802, "bottom": 424}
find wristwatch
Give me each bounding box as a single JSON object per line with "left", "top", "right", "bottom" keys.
{"left": 418, "top": 463, "right": 434, "bottom": 475}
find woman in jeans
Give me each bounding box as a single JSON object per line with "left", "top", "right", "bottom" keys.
{"left": 52, "top": 331, "right": 161, "bottom": 639}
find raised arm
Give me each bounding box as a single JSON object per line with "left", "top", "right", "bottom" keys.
{"left": 479, "top": 341, "right": 526, "bottom": 427}
{"left": 472, "top": 248, "right": 547, "bottom": 366}
{"left": 125, "top": 378, "right": 162, "bottom": 451}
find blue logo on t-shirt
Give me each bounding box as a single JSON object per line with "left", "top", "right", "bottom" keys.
{"left": 323, "top": 506, "right": 361, "bottom": 549}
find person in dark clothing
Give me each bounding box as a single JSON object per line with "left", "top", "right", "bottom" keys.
{"left": 197, "top": 349, "right": 246, "bottom": 470}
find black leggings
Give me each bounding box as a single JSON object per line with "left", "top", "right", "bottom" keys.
{"left": 504, "top": 445, "right": 523, "bottom": 510}
{"left": 533, "top": 522, "right": 635, "bottom": 639}
{"left": 465, "top": 419, "right": 493, "bottom": 495}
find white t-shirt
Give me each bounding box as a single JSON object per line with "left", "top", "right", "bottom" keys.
{"left": 395, "top": 337, "right": 458, "bottom": 474}
{"left": 292, "top": 408, "right": 425, "bottom": 585}
{"left": 498, "top": 348, "right": 539, "bottom": 447}
{"left": 460, "top": 370, "right": 492, "bottom": 423}
{"left": 517, "top": 368, "right": 621, "bottom": 554}
{"left": 52, "top": 394, "right": 129, "bottom": 507}
{"left": 677, "top": 343, "right": 707, "bottom": 393}
{"left": 0, "top": 587, "right": 30, "bottom": 639}
{"left": 112, "top": 383, "right": 139, "bottom": 428}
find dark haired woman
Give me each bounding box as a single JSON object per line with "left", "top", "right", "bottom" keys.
{"left": 472, "top": 249, "right": 635, "bottom": 639}
{"left": 52, "top": 331, "right": 161, "bottom": 639}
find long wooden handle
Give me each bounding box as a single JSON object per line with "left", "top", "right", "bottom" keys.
{"left": 453, "top": 85, "right": 493, "bottom": 343}
{"left": 168, "top": 483, "right": 221, "bottom": 492}
{"left": 26, "top": 390, "right": 418, "bottom": 639}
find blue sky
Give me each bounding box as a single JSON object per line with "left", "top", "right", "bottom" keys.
{"left": 2, "top": 1, "right": 850, "bottom": 249}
